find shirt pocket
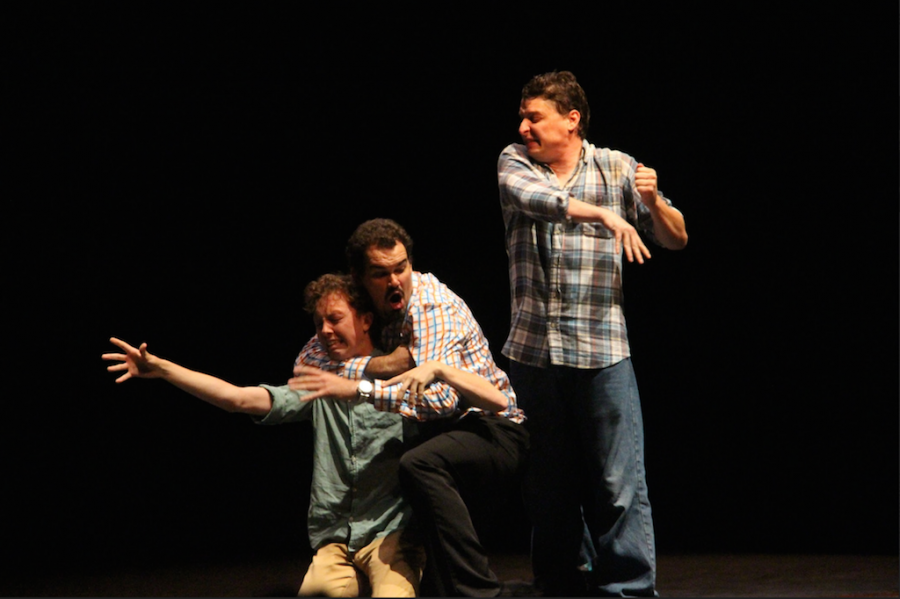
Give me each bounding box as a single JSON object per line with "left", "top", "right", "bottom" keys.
{"left": 579, "top": 222, "right": 613, "bottom": 239}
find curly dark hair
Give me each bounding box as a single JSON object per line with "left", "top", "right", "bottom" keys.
{"left": 303, "top": 273, "right": 373, "bottom": 316}
{"left": 521, "top": 70, "right": 591, "bottom": 138}
{"left": 345, "top": 218, "right": 414, "bottom": 277}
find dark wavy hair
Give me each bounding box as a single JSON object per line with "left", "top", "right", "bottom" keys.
{"left": 521, "top": 70, "right": 591, "bottom": 138}
{"left": 303, "top": 273, "right": 373, "bottom": 316}
{"left": 345, "top": 218, "right": 414, "bottom": 278}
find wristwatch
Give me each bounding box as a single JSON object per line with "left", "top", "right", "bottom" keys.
{"left": 357, "top": 379, "right": 374, "bottom": 400}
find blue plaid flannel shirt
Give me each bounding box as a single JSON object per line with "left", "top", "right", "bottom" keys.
{"left": 497, "top": 139, "right": 678, "bottom": 369}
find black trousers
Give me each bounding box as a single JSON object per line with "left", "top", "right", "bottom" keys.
{"left": 399, "top": 413, "right": 529, "bottom": 597}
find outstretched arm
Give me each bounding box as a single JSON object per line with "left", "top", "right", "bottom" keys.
{"left": 103, "top": 337, "right": 272, "bottom": 416}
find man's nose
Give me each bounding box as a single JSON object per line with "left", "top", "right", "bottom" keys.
{"left": 518, "top": 119, "right": 529, "bottom": 137}
{"left": 389, "top": 273, "right": 401, "bottom": 287}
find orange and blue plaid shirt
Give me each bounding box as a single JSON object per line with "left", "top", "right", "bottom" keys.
{"left": 294, "top": 271, "right": 525, "bottom": 423}
{"left": 498, "top": 140, "right": 679, "bottom": 369}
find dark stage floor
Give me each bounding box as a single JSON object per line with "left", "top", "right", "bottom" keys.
{"left": 6, "top": 551, "right": 898, "bottom": 597}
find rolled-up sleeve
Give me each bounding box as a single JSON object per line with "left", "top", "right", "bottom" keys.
{"left": 253, "top": 384, "right": 313, "bottom": 426}
{"left": 342, "top": 356, "right": 370, "bottom": 382}
{"left": 498, "top": 144, "right": 570, "bottom": 222}
{"left": 618, "top": 153, "right": 676, "bottom": 245}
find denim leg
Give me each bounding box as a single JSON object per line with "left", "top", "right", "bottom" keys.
{"left": 511, "top": 359, "right": 657, "bottom": 597}
{"left": 579, "top": 516, "right": 598, "bottom": 571}
{"left": 510, "top": 360, "right": 589, "bottom": 596}
{"left": 576, "top": 358, "right": 657, "bottom": 597}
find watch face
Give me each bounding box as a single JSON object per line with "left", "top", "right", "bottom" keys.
{"left": 358, "top": 380, "right": 374, "bottom": 395}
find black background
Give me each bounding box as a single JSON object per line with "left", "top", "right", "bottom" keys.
{"left": 5, "top": 3, "right": 897, "bottom": 578}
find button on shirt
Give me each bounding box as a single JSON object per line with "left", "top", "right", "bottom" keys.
{"left": 498, "top": 140, "right": 678, "bottom": 369}
{"left": 254, "top": 382, "right": 409, "bottom": 553}
{"left": 295, "top": 272, "right": 525, "bottom": 423}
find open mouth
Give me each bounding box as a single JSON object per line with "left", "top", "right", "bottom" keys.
{"left": 388, "top": 289, "right": 405, "bottom": 311}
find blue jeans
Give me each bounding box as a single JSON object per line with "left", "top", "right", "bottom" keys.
{"left": 510, "top": 358, "right": 657, "bottom": 597}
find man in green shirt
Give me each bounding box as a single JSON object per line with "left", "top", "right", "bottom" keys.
{"left": 103, "top": 274, "right": 423, "bottom": 597}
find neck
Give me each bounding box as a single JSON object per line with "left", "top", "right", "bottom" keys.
{"left": 548, "top": 139, "right": 583, "bottom": 183}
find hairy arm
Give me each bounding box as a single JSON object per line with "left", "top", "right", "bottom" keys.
{"left": 363, "top": 346, "right": 416, "bottom": 379}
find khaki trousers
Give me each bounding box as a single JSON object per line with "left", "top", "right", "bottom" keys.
{"left": 298, "top": 529, "right": 424, "bottom": 597}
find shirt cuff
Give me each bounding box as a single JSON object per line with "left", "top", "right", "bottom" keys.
{"left": 557, "top": 191, "right": 571, "bottom": 222}
{"left": 342, "top": 356, "right": 370, "bottom": 381}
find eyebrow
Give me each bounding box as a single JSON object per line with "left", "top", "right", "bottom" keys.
{"left": 369, "top": 258, "right": 408, "bottom": 272}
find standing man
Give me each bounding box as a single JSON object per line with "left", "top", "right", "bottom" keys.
{"left": 103, "top": 274, "right": 424, "bottom": 597}
{"left": 497, "top": 71, "right": 688, "bottom": 597}
{"left": 290, "top": 218, "right": 531, "bottom": 597}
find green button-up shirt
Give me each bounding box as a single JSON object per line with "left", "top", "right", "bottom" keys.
{"left": 255, "top": 383, "right": 410, "bottom": 552}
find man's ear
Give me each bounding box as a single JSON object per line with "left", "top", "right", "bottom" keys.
{"left": 567, "top": 110, "right": 581, "bottom": 133}
{"left": 362, "top": 311, "right": 374, "bottom": 333}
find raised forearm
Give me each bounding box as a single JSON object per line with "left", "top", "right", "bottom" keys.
{"left": 646, "top": 200, "right": 688, "bottom": 250}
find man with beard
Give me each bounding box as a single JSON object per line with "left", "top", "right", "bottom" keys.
{"left": 290, "top": 219, "right": 531, "bottom": 598}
